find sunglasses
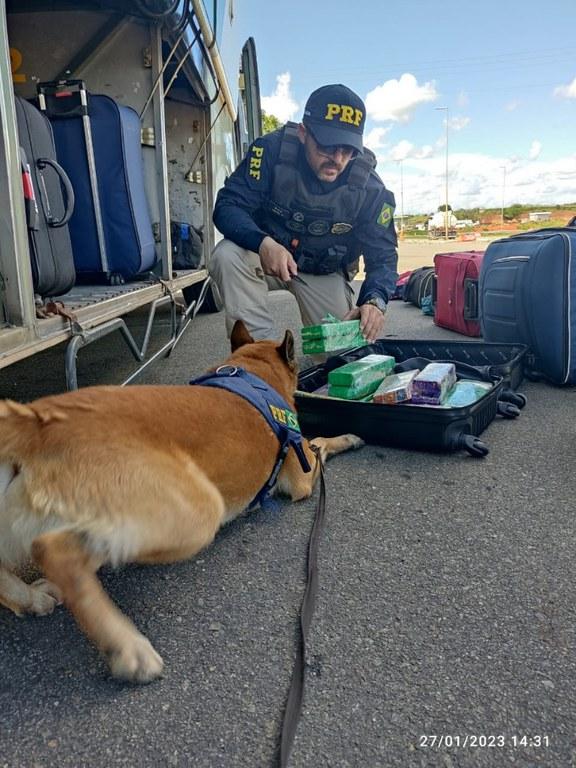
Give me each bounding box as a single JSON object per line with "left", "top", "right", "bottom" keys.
{"left": 307, "top": 130, "right": 359, "bottom": 160}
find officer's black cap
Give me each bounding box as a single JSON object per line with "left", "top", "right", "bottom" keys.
{"left": 302, "top": 84, "right": 366, "bottom": 153}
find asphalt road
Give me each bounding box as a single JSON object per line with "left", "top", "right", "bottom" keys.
{"left": 1, "top": 249, "right": 575, "bottom": 768}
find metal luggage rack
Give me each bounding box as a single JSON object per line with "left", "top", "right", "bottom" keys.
{"left": 54, "top": 279, "right": 160, "bottom": 310}
{"left": 32, "top": 270, "right": 211, "bottom": 390}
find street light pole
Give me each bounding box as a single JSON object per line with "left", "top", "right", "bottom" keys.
{"left": 398, "top": 159, "right": 405, "bottom": 239}
{"left": 435, "top": 106, "right": 449, "bottom": 239}
{"left": 501, "top": 165, "right": 507, "bottom": 227}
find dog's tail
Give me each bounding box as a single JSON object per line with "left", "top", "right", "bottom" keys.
{"left": 0, "top": 399, "right": 68, "bottom": 458}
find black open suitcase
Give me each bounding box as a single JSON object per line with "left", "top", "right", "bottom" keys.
{"left": 296, "top": 340, "right": 527, "bottom": 457}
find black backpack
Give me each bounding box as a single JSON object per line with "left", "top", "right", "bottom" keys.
{"left": 170, "top": 221, "right": 202, "bottom": 270}
{"left": 403, "top": 266, "right": 435, "bottom": 308}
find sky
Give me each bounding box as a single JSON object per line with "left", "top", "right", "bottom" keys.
{"left": 236, "top": 0, "right": 576, "bottom": 216}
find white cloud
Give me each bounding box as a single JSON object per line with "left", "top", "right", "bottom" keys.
{"left": 365, "top": 73, "right": 437, "bottom": 123}
{"left": 375, "top": 152, "right": 576, "bottom": 214}
{"left": 505, "top": 100, "right": 520, "bottom": 112}
{"left": 415, "top": 145, "right": 435, "bottom": 160}
{"left": 389, "top": 140, "right": 434, "bottom": 162}
{"left": 529, "top": 141, "right": 542, "bottom": 160}
{"left": 261, "top": 72, "right": 299, "bottom": 122}
{"left": 554, "top": 77, "right": 576, "bottom": 99}
{"left": 389, "top": 140, "right": 414, "bottom": 162}
{"left": 363, "top": 126, "right": 391, "bottom": 150}
{"left": 449, "top": 116, "right": 470, "bottom": 131}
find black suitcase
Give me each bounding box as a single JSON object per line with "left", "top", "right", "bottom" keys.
{"left": 15, "top": 96, "right": 76, "bottom": 298}
{"left": 296, "top": 340, "right": 527, "bottom": 457}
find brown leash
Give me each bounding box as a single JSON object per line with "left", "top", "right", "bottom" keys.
{"left": 278, "top": 449, "right": 326, "bottom": 767}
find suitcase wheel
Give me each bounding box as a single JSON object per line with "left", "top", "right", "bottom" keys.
{"left": 497, "top": 401, "right": 521, "bottom": 419}
{"left": 459, "top": 434, "right": 490, "bottom": 457}
{"left": 499, "top": 389, "right": 527, "bottom": 409}
{"left": 107, "top": 272, "right": 125, "bottom": 286}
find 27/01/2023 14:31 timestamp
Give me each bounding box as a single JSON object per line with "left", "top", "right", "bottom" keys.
{"left": 418, "top": 734, "right": 550, "bottom": 749}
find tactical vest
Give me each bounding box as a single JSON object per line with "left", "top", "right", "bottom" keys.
{"left": 256, "top": 122, "right": 375, "bottom": 274}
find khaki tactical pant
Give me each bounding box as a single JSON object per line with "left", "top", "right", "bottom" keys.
{"left": 209, "top": 239, "right": 355, "bottom": 340}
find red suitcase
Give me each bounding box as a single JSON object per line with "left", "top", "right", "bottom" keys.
{"left": 433, "top": 250, "right": 485, "bottom": 336}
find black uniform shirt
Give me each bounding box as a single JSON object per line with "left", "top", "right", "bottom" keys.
{"left": 213, "top": 127, "right": 399, "bottom": 305}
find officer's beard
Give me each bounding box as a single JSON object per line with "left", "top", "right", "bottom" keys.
{"left": 319, "top": 162, "right": 341, "bottom": 180}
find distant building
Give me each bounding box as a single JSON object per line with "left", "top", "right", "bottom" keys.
{"left": 528, "top": 211, "right": 551, "bottom": 222}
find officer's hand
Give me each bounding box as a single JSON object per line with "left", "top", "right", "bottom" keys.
{"left": 343, "top": 304, "right": 386, "bottom": 344}
{"left": 259, "top": 236, "right": 298, "bottom": 282}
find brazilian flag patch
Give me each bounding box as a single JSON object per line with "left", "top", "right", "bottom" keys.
{"left": 376, "top": 203, "right": 394, "bottom": 227}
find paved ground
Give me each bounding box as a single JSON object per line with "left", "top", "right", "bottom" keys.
{"left": 0, "top": 242, "right": 575, "bottom": 767}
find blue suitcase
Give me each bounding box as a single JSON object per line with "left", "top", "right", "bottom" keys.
{"left": 479, "top": 228, "right": 576, "bottom": 385}
{"left": 38, "top": 81, "right": 156, "bottom": 283}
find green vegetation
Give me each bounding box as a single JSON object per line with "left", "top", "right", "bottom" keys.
{"left": 261, "top": 111, "right": 283, "bottom": 134}
{"left": 400, "top": 202, "right": 576, "bottom": 237}
{"left": 451, "top": 202, "right": 576, "bottom": 222}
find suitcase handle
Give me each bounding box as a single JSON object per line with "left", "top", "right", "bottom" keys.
{"left": 37, "top": 80, "right": 88, "bottom": 118}
{"left": 19, "top": 146, "right": 39, "bottom": 231}
{"left": 38, "top": 79, "right": 86, "bottom": 96}
{"left": 395, "top": 356, "right": 494, "bottom": 383}
{"left": 463, "top": 278, "right": 478, "bottom": 320}
{"left": 36, "top": 157, "right": 75, "bottom": 227}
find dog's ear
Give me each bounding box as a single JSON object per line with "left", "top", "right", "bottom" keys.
{"left": 230, "top": 320, "right": 255, "bottom": 351}
{"left": 277, "top": 330, "right": 296, "bottom": 370}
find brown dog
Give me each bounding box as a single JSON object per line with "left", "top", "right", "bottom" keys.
{"left": 0, "top": 321, "right": 362, "bottom": 683}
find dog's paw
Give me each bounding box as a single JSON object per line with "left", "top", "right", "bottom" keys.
{"left": 343, "top": 434, "right": 365, "bottom": 451}
{"left": 107, "top": 633, "right": 164, "bottom": 684}
{"left": 309, "top": 433, "right": 365, "bottom": 461}
{"left": 27, "top": 578, "right": 63, "bottom": 616}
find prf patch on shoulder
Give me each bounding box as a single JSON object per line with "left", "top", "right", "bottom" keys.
{"left": 249, "top": 144, "right": 264, "bottom": 180}
{"left": 376, "top": 203, "right": 394, "bottom": 227}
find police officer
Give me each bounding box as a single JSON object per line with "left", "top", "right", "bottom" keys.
{"left": 209, "top": 83, "right": 398, "bottom": 343}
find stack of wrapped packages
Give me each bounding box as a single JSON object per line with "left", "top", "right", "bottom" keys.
{"left": 328, "top": 355, "right": 396, "bottom": 400}
{"left": 300, "top": 320, "right": 493, "bottom": 408}
{"left": 301, "top": 315, "right": 366, "bottom": 354}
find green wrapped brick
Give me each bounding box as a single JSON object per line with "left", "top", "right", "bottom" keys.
{"left": 327, "top": 383, "right": 378, "bottom": 400}
{"left": 328, "top": 354, "right": 395, "bottom": 387}
{"left": 302, "top": 336, "right": 363, "bottom": 354}
{"left": 301, "top": 315, "right": 367, "bottom": 354}
{"left": 327, "top": 354, "right": 396, "bottom": 399}
{"left": 301, "top": 318, "right": 363, "bottom": 339}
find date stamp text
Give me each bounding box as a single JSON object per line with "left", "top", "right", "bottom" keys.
{"left": 419, "top": 734, "right": 550, "bottom": 749}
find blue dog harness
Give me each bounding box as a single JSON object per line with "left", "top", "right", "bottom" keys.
{"left": 189, "top": 365, "right": 312, "bottom": 508}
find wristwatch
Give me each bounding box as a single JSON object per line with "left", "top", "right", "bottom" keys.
{"left": 363, "top": 296, "right": 388, "bottom": 314}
